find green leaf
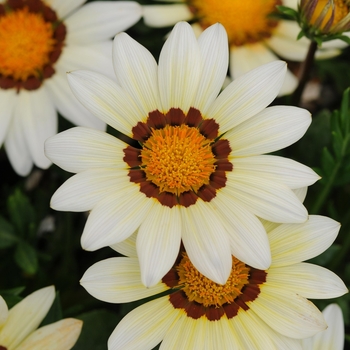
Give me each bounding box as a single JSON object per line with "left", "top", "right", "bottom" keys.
{"left": 14, "top": 241, "right": 38, "bottom": 275}
{"left": 73, "top": 309, "right": 121, "bottom": 350}
{"left": 0, "top": 216, "right": 18, "bottom": 248}
{"left": 321, "top": 147, "right": 336, "bottom": 176}
{"left": 332, "top": 131, "right": 344, "bottom": 159}
{"left": 276, "top": 5, "right": 299, "bottom": 18}
{"left": 7, "top": 189, "right": 36, "bottom": 237}
{"left": 340, "top": 88, "right": 350, "bottom": 132}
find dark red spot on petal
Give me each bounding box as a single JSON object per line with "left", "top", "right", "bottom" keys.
{"left": 147, "top": 110, "right": 166, "bottom": 129}
{"left": 158, "top": 192, "right": 177, "bottom": 208}
{"left": 43, "top": 4, "right": 57, "bottom": 22}
{"left": 132, "top": 121, "right": 152, "bottom": 142}
{"left": 166, "top": 108, "right": 186, "bottom": 126}
{"left": 54, "top": 23, "right": 67, "bottom": 42}
{"left": 199, "top": 119, "right": 219, "bottom": 139}
{"left": 0, "top": 76, "right": 16, "bottom": 89}
{"left": 178, "top": 191, "right": 198, "bottom": 207}
{"left": 128, "top": 169, "right": 146, "bottom": 183}
{"left": 43, "top": 65, "right": 55, "bottom": 79}
{"left": 197, "top": 185, "right": 216, "bottom": 202}
{"left": 223, "top": 302, "right": 240, "bottom": 318}
{"left": 123, "top": 146, "right": 141, "bottom": 167}
{"left": 22, "top": 76, "right": 41, "bottom": 90}
{"left": 214, "top": 159, "right": 233, "bottom": 172}
{"left": 212, "top": 139, "right": 232, "bottom": 159}
{"left": 184, "top": 107, "right": 202, "bottom": 127}
{"left": 210, "top": 171, "right": 227, "bottom": 189}
{"left": 139, "top": 181, "right": 160, "bottom": 198}
{"left": 162, "top": 268, "right": 178, "bottom": 288}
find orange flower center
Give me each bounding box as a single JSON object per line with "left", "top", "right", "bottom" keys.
{"left": 176, "top": 253, "right": 250, "bottom": 307}
{"left": 188, "top": 0, "right": 281, "bottom": 46}
{"left": 0, "top": 7, "right": 56, "bottom": 81}
{"left": 141, "top": 125, "right": 216, "bottom": 196}
{"left": 310, "top": 0, "right": 349, "bottom": 29}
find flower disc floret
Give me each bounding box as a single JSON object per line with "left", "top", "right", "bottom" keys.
{"left": 141, "top": 125, "right": 216, "bottom": 195}
{"left": 188, "top": 0, "right": 281, "bottom": 45}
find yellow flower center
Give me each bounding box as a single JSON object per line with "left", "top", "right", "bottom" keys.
{"left": 0, "top": 8, "right": 56, "bottom": 81}
{"left": 188, "top": 0, "right": 280, "bottom": 46}
{"left": 176, "top": 253, "right": 250, "bottom": 307}
{"left": 310, "top": 0, "right": 349, "bottom": 29}
{"left": 141, "top": 125, "right": 216, "bottom": 196}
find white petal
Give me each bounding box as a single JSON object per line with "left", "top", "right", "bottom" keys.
{"left": 80, "top": 258, "right": 167, "bottom": 303}
{"left": 269, "top": 215, "right": 340, "bottom": 267}
{"left": 268, "top": 263, "right": 348, "bottom": 299}
{"left": 0, "top": 89, "right": 16, "bottom": 146}
{"left": 16, "top": 319, "right": 82, "bottom": 350}
{"left": 0, "top": 296, "right": 8, "bottom": 326}
{"left": 45, "top": 127, "right": 126, "bottom": 173}
{"left": 229, "top": 43, "right": 297, "bottom": 96}
{"left": 108, "top": 297, "right": 179, "bottom": 350}
{"left": 231, "top": 155, "right": 319, "bottom": 189}
{"left": 250, "top": 285, "right": 327, "bottom": 339}
{"left": 112, "top": 33, "right": 161, "bottom": 115}
{"left": 225, "top": 171, "right": 308, "bottom": 223}
{"left": 137, "top": 205, "right": 181, "bottom": 287}
{"left": 143, "top": 4, "right": 192, "bottom": 27}
{"left": 0, "top": 286, "right": 55, "bottom": 349}
{"left": 226, "top": 105, "right": 311, "bottom": 156}
{"left": 293, "top": 187, "right": 308, "bottom": 203}
{"left": 180, "top": 201, "right": 232, "bottom": 285}
{"left": 158, "top": 22, "right": 202, "bottom": 112}
{"left": 50, "top": 168, "right": 130, "bottom": 212}
{"left": 17, "top": 87, "right": 56, "bottom": 170}
{"left": 192, "top": 23, "right": 228, "bottom": 114}
{"left": 65, "top": 2, "right": 142, "bottom": 44}
{"left": 45, "top": 72, "right": 106, "bottom": 130}
{"left": 67, "top": 70, "right": 142, "bottom": 136}
{"left": 81, "top": 187, "right": 154, "bottom": 250}
{"left": 212, "top": 193, "right": 271, "bottom": 269}
{"left": 302, "top": 304, "right": 345, "bottom": 350}
{"left": 4, "top": 99, "right": 33, "bottom": 176}
{"left": 111, "top": 230, "right": 137, "bottom": 257}
{"left": 45, "top": 0, "right": 85, "bottom": 18}
{"left": 208, "top": 61, "right": 286, "bottom": 133}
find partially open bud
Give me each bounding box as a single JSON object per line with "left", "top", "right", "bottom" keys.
{"left": 300, "top": 0, "right": 350, "bottom": 34}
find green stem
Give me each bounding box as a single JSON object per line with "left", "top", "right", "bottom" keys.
{"left": 291, "top": 40, "right": 318, "bottom": 106}
{"left": 329, "top": 222, "right": 350, "bottom": 271}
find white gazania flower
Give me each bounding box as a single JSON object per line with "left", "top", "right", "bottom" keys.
{"left": 143, "top": 0, "right": 347, "bottom": 96}
{"left": 301, "top": 303, "right": 345, "bottom": 350}
{"left": 0, "top": 0, "right": 142, "bottom": 176}
{"left": 0, "top": 286, "right": 82, "bottom": 349}
{"left": 80, "top": 215, "right": 348, "bottom": 350}
{"left": 45, "top": 22, "right": 319, "bottom": 287}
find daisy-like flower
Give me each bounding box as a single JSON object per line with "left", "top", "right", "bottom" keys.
{"left": 45, "top": 22, "right": 319, "bottom": 287}
{"left": 0, "top": 286, "right": 82, "bottom": 349}
{"left": 0, "top": 0, "right": 142, "bottom": 176}
{"left": 302, "top": 303, "right": 345, "bottom": 350}
{"left": 80, "top": 215, "right": 348, "bottom": 350}
{"left": 143, "top": 0, "right": 346, "bottom": 95}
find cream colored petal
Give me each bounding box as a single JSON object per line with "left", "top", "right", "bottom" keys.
{"left": 231, "top": 156, "right": 319, "bottom": 189}
{"left": 81, "top": 187, "right": 154, "bottom": 251}
{"left": 45, "top": 127, "right": 126, "bottom": 173}
{"left": 67, "top": 70, "right": 142, "bottom": 136}
{"left": 250, "top": 285, "right": 327, "bottom": 339}
{"left": 158, "top": 22, "right": 202, "bottom": 113}
{"left": 302, "top": 304, "right": 345, "bottom": 350}
{"left": 0, "top": 296, "right": 8, "bottom": 326}
{"left": 65, "top": 2, "right": 142, "bottom": 44}
{"left": 207, "top": 61, "right": 286, "bottom": 134}
{"left": 212, "top": 193, "right": 271, "bottom": 270}
{"left": 108, "top": 297, "right": 179, "bottom": 349}
{"left": 267, "top": 263, "right": 348, "bottom": 299}
{"left": 294, "top": 187, "right": 308, "bottom": 203}
{"left": 0, "top": 89, "right": 16, "bottom": 146}
{"left": 230, "top": 310, "right": 279, "bottom": 349}
{"left": 45, "top": 71, "right": 106, "bottom": 130}
{"left": 50, "top": 168, "right": 130, "bottom": 212}
{"left": 226, "top": 106, "right": 311, "bottom": 157}
{"left": 112, "top": 33, "right": 161, "bottom": 115}
{"left": 45, "top": 0, "right": 85, "bottom": 18}
{"left": 229, "top": 43, "right": 297, "bottom": 96}
{"left": 225, "top": 172, "right": 308, "bottom": 223}
{"left": 80, "top": 257, "right": 167, "bottom": 303}
{"left": 111, "top": 230, "right": 137, "bottom": 257}
{"left": 137, "top": 205, "right": 181, "bottom": 287}
{"left": 4, "top": 101, "right": 33, "bottom": 176}
{"left": 0, "top": 286, "right": 55, "bottom": 349}
{"left": 269, "top": 215, "right": 340, "bottom": 267}
{"left": 143, "top": 4, "right": 192, "bottom": 27}
{"left": 180, "top": 201, "right": 232, "bottom": 285}
{"left": 193, "top": 23, "right": 228, "bottom": 114}
{"left": 16, "top": 319, "right": 82, "bottom": 350}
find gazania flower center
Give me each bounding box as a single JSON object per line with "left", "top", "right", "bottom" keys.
{"left": 141, "top": 124, "right": 216, "bottom": 195}
{"left": 310, "top": 0, "right": 349, "bottom": 28}
{"left": 176, "top": 253, "right": 250, "bottom": 307}
{"left": 188, "top": 0, "right": 281, "bottom": 46}
{"left": 0, "top": 8, "right": 55, "bottom": 81}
